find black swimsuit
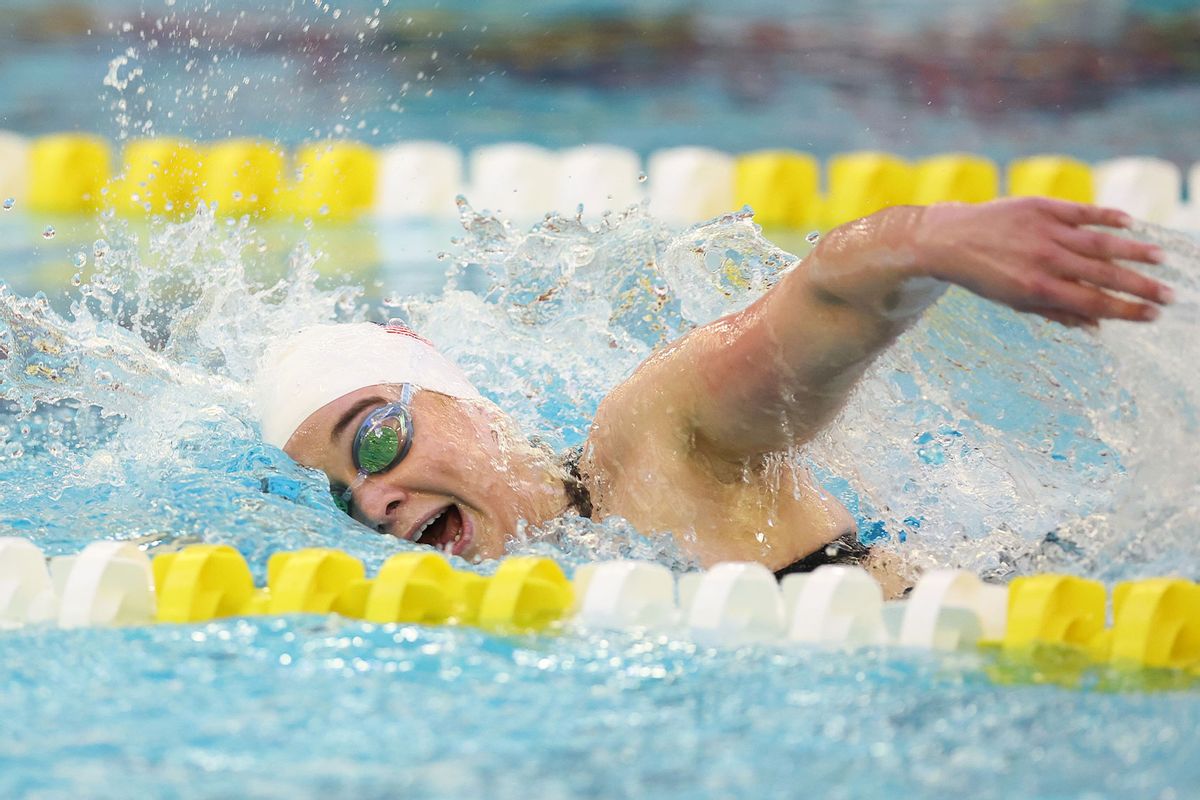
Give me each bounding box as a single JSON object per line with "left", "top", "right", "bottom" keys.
{"left": 559, "top": 444, "right": 868, "bottom": 579}
{"left": 559, "top": 444, "right": 593, "bottom": 518}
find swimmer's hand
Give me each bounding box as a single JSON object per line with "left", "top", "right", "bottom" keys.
{"left": 913, "top": 198, "right": 1173, "bottom": 328}
{"left": 591, "top": 198, "right": 1176, "bottom": 469}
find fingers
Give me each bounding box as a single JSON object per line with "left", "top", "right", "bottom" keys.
{"left": 1029, "top": 308, "right": 1097, "bottom": 330}
{"left": 1055, "top": 226, "right": 1164, "bottom": 266}
{"left": 1035, "top": 276, "right": 1160, "bottom": 322}
{"left": 1039, "top": 199, "right": 1132, "bottom": 229}
{"left": 1047, "top": 246, "right": 1174, "bottom": 305}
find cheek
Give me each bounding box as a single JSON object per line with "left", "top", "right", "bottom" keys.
{"left": 473, "top": 528, "right": 509, "bottom": 560}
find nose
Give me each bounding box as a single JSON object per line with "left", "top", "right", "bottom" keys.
{"left": 351, "top": 477, "right": 410, "bottom": 533}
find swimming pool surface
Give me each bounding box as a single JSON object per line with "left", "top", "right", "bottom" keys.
{"left": 2, "top": 203, "right": 1199, "bottom": 798}
{"left": 3, "top": 0, "right": 1200, "bottom": 795}
{"left": 5, "top": 617, "right": 1200, "bottom": 799}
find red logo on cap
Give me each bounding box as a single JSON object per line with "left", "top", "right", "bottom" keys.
{"left": 382, "top": 321, "right": 434, "bottom": 347}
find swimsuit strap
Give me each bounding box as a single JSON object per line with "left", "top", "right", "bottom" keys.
{"left": 559, "top": 443, "right": 594, "bottom": 519}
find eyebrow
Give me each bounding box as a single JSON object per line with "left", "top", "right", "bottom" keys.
{"left": 330, "top": 396, "right": 386, "bottom": 445}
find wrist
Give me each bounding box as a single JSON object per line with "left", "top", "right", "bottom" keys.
{"left": 907, "top": 203, "right": 966, "bottom": 282}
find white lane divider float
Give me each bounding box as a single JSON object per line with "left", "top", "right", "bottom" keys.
{"left": 646, "top": 146, "right": 735, "bottom": 227}
{"left": 895, "top": 569, "right": 1007, "bottom": 651}
{"left": 376, "top": 141, "right": 464, "bottom": 220}
{"left": 683, "top": 562, "right": 786, "bottom": 643}
{"left": 468, "top": 142, "right": 559, "bottom": 220}
{"left": 1171, "top": 161, "right": 1200, "bottom": 231}
{"left": 783, "top": 565, "right": 887, "bottom": 646}
{"left": 0, "top": 537, "right": 56, "bottom": 626}
{"left": 573, "top": 560, "right": 676, "bottom": 629}
{"left": 54, "top": 540, "right": 156, "bottom": 628}
{"left": 557, "top": 144, "right": 644, "bottom": 218}
{"left": 1094, "top": 157, "right": 1182, "bottom": 225}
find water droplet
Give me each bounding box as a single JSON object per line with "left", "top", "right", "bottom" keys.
{"left": 805, "top": 231, "right": 820, "bottom": 244}
{"left": 93, "top": 240, "right": 109, "bottom": 260}
{"left": 4, "top": 442, "right": 24, "bottom": 459}
{"left": 2, "top": 198, "right": 14, "bottom": 211}
{"left": 318, "top": 204, "right": 330, "bottom": 216}
{"left": 74, "top": 252, "right": 87, "bottom": 269}
{"left": 636, "top": 172, "right": 647, "bottom": 183}
{"left": 71, "top": 273, "right": 83, "bottom": 287}
{"left": 42, "top": 225, "right": 56, "bottom": 240}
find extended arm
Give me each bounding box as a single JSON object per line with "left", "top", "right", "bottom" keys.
{"left": 604, "top": 198, "right": 1172, "bottom": 465}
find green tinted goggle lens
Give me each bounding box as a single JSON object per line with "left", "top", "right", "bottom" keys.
{"left": 359, "top": 426, "right": 400, "bottom": 473}
{"left": 331, "top": 391, "right": 416, "bottom": 516}
{"left": 353, "top": 403, "right": 414, "bottom": 474}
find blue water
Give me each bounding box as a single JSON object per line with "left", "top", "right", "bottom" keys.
{"left": 3, "top": 1, "right": 1200, "bottom": 795}
{"left": 3, "top": 620, "right": 1199, "bottom": 800}
{"left": 1, "top": 202, "right": 1199, "bottom": 798}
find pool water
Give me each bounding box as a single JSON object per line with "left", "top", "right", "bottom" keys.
{"left": 3, "top": 0, "right": 1200, "bottom": 795}
{"left": 1, "top": 200, "right": 1199, "bottom": 798}
{"left": 4, "top": 619, "right": 1199, "bottom": 799}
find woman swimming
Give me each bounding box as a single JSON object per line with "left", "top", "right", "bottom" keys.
{"left": 255, "top": 198, "right": 1172, "bottom": 588}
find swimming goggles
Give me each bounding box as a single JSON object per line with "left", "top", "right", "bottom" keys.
{"left": 332, "top": 383, "right": 416, "bottom": 515}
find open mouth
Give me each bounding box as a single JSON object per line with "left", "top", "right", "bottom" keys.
{"left": 410, "top": 504, "right": 473, "bottom": 557}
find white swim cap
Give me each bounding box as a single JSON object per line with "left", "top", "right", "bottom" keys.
{"left": 254, "top": 321, "right": 482, "bottom": 449}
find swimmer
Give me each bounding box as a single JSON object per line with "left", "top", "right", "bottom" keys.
{"left": 256, "top": 198, "right": 1172, "bottom": 591}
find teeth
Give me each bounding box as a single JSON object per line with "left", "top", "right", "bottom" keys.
{"left": 414, "top": 509, "right": 447, "bottom": 540}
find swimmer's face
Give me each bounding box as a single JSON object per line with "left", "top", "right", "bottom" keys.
{"left": 283, "top": 384, "right": 550, "bottom": 561}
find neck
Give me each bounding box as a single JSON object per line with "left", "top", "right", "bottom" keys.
{"left": 493, "top": 438, "right": 578, "bottom": 530}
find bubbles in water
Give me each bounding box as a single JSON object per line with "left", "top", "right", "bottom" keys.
{"left": 42, "top": 226, "right": 56, "bottom": 240}
{"left": 636, "top": 172, "right": 647, "bottom": 183}
{"left": 805, "top": 231, "right": 820, "bottom": 244}
{"left": 2, "top": 198, "right": 14, "bottom": 211}
{"left": 0, "top": 190, "right": 1196, "bottom": 584}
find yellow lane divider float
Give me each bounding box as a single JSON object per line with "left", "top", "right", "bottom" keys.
{"left": 147, "top": 543, "right": 572, "bottom": 632}
{"left": 3, "top": 131, "right": 1194, "bottom": 228}
{"left": 27, "top": 133, "right": 111, "bottom": 213}
{"left": 1008, "top": 155, "right": 1094, "bottom": 204}
{"left": 1, "top": 537, "right": 1197, "bottom": 684}
{"left": 199, "top": 139, "right": 287, "bottom": 217}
